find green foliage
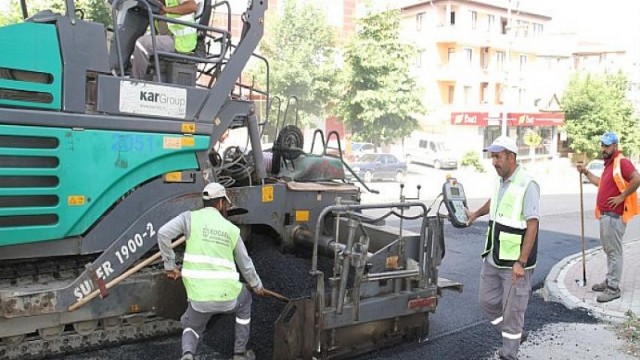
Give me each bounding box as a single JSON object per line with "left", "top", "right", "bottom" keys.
{"left": 562, "top": 72, "right": 640, "bottom": 159}
{"left": 335, "top": 8, "right": 425, "bottom": 146}
{"left": 461, "top": 151, "right": 485, "bottom": 173}
{"left": 523, "top": 130, "right": 542, "bottom": 146}
{"left": 0, "top": 0, "right": 112, "bottom": 27}
{"left": 253, "top": 0, "right": 338, "bottom": 128}
{"left": 617, "top": 310, "right": 640, "bottom": 356}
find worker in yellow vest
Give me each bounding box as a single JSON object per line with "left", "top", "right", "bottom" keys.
{"left": 465, "top": 136, "right": 540, "bottom": 360}
{"left": 157, "top": 182, "right": 264, "bottom": 360}
{"left": 578, "top": 131, "right": 640, "bottom": 303}
{"left": 130, "top": 0, "right": 202, "bottom": 79}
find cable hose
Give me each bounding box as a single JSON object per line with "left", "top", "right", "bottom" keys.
{"left": 209, "top": 146, "right": 255, "bottom": 186}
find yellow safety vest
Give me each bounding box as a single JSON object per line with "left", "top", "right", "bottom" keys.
{"left": 482, "top": 166, "right": 538, "bottom": 269}
{"left": 595, "top": 153, "right": 640, "bottom": 223}
{"left": 182, "top": 207, "right": 242, "bottom": 302}
{"left": 165, "top": 0, "right": 197, "bottom": 53}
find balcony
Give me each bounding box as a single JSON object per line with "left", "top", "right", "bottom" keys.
{"left": 431, "top": 25, "right": 546, "bottom": 54}
{"left": 432, "top": 25, "right": 509, "bottom": 48}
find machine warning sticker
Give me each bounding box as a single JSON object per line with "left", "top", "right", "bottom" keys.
{"left": 182, "top": 123, "right": 196, "bottom": 133}
{"left": 163, "top": 137, "right": 182, "bottom": 149}
{"left": 295, "top": 210, "right": 309, "bottom": 222}
{"left": 68, "top": 195, "right": 86, "bottom": 206}
{"left": 262, "top": 185, "right": 274, "bottom": 202}
{"left": 119, "top": 81, "right": 187, "bottom": 118}
{"left": 181, "top": 137, "right": 195, "bottom": 147}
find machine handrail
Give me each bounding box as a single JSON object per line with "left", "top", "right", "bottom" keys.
{"left": 311, "top": 201, "right": 429, "bottom": 273}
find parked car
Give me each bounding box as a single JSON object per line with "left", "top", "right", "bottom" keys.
{"left": 405, "top": 137, "right": 458, "bottom": 169}
{"left": 351, "top": 142, "right": 376, "bottom": 162}
{"left": 349, "top": 153, "right": 407, "bottom": 182}
{"left": 583, "top": 159, "right": 604, "bottom": 183}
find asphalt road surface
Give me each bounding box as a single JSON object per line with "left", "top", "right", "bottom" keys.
{"left": 48, "top": 190, "right": 640, "bottom": 360}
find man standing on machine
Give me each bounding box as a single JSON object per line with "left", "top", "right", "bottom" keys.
{"left": 157, "top": 182, "right": 264, "bottom": 360}
{"left": 577, "top": 131, "right": 640, "bottom": 303}
{"left": 130, "top": 0, "right": 202, "bottom": 79}
{"left": 465, "top": 136, "right": 540, "bottom": 360}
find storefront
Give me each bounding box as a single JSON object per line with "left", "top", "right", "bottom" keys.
{"left": 451, "top": 112, "right": 564, "bottom": 158}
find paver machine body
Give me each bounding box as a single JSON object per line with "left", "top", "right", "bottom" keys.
{"left": 0, "top": 1, "right": 461, "bottom": 358}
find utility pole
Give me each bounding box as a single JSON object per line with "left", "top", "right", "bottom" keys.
{"left": 501, "top": 0, "right": 512, "bottom": 137}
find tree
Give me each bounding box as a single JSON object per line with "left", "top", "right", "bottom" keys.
{"left": 562, "top": 72, "right": 640, "bottom": 160}
{"left": 0, "top": 0, "right": 112, "bottom": 27}
{"left": 335, "top": 8, "right": 425, "bottom": 146}
{"left": 254, "top": 0, "right": 339, "bottom": 131}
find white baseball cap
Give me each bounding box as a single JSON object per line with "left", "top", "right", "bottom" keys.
{"left": 202, "top": 182, "right": 231, "bottom": 203}
{"left": 484, "top": 136, "right": 518, "bottom": 154}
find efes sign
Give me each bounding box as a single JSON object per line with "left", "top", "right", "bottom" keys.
{"left": 451, "top": 112, "right": 564, "bottom": 127}
{"left": 119, "top": 80, "right": 187, "bottom": 118}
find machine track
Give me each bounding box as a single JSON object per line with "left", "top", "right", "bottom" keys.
{"left": 0, "top": 256, "right": 182, "bottom": 360}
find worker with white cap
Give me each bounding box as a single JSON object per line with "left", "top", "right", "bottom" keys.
{"left": 464, "top": 135, "right": 540, "bottom": 360}
{"left": 157, "top": 182, "right": 264, "bottom": 360}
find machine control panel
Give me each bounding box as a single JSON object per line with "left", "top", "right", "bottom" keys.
{"left": 442, "top": 177, "right": 469, "bottom": 228}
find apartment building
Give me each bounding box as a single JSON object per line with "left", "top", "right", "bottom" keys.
{"left": 400, "top": 0, "right": 564, "bottom": 158}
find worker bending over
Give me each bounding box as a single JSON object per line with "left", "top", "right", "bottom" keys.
{"left": 158, "top": 182, "right": 264, "bottom": 360}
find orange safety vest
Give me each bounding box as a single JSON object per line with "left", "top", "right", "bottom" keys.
{"left": 595, "top": 153, "right": 640, "bottom": 223}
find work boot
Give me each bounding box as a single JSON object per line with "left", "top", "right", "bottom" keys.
{"left": 180, "top": 352, "right": 194, "bottom": 360}
{"left": 596, "top": 286, "right": 621, "bottom": 303}
{"left": 520, "top": 330, "right": 529, "bottom": 344}
{"left": 233, "top": 350, "right": 255, "bottom": 360}
{"left": 591, "top": 280, "right": 607, "bottom": 292}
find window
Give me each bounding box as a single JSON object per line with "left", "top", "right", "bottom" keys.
{"left": 501, "top": 17, "right": 507, "bottom": 34}
{"left": 447, "top": 47, "right": 456, "bottom": 63}
{"left": 448, "top": 85, "right": 455, "bottom": 104}
{"left": 533, "top": 23, "right": 544, "bottom": 37}
{"left": 496, "top": 51, "right": 505, "bottom": 71}
{"left": 518, "top": 88, "right": 526, "bottom": 105}
{"left": 415, "top": 49, "right": 424, "bottom": 68}
{"left": 480, "top": 82, "right": 488, "bottom": 103}
{"left": 487, "top": 14, "right": 494, "bottom": 33}
{"left": 451, "top": 11, "right": 456, "bottom": 25}
{"left": 516, "top": 20, "right": 529, "bottom": 37}
{"left": 495, "top": 83, "right": 503, "bottom": 104}
{"left": 470, "top": 11, "right": 477, "bottom": 29}
{"left": 480, "top": 47, "right": 489, "bottom": 69}
{"left": 464, "top": 86, "right": 472, "bottom": 105}
{"left": 416, "top": 12, "right": 424, "bottom": 31}
{"left": 464, "top": 48, "right": 473, "bottom": 65}
{"left": 519, "top": 54, "right": 527, "bottom": 71}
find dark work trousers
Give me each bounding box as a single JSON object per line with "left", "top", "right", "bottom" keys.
{"left": 478, "top": 259, "right": 533, "bottom": 360}
{"left": 180, "top": 286, "right": 253, "bottom": 356}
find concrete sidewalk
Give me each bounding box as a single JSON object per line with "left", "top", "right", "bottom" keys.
{"left": 544, "top": 238, "right": 640, "bottom": 322}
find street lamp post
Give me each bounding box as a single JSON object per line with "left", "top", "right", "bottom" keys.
{"left": 501, "top": 0, "right": 512, "bottom": 137}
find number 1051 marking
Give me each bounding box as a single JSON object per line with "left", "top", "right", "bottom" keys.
{"left": 114, "top": 222, "right": 156, "bottom": 264}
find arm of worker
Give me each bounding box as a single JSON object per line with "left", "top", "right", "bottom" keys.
{"left": 464, "top": 199, "right": 491, "bottom": 226}
{"left": 234, "top": 237, "right": 265, "bottom": 296}
{"left": 607, "top": 165, "right": 640, "bottom": 208}
{"left": 577, "top": 164, "right": 600, "bottom": 186}
{"left": 162, "top": 0, "right": 197, "bottom": 15}
{"left": 157, "top": 211, "right": 191, "bottom": 279}
{"left": 512, "top": 181, "right": 540, "bottom": 282}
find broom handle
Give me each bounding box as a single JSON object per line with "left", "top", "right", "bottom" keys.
{"left": 579, "top": 162, "right": 587, "bottom": 283}
{"left": 68, "top": 236, "right": 186, "bottom": 312}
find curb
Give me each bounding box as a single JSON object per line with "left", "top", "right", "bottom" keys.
{"left": 543, "top": 239, "right": 640, "bottom": 324}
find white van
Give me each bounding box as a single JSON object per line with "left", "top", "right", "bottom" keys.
{"left": 406, "top": 137, "right": 458, "bottom": 169}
